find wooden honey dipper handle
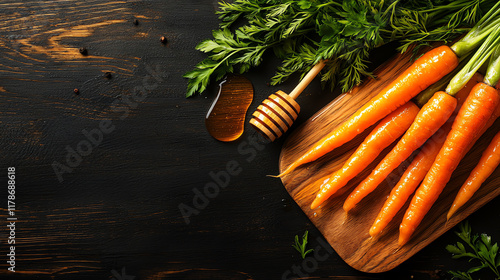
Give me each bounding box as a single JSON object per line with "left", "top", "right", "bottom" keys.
{"left": 289, "top": 60, "right": 326, "bottom": 99}
{"left": 249, "top": 60, "right": 326, "bottom": 141}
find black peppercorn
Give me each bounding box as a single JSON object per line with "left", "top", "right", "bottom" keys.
{"left": 104, "top": 72, "right": 112, "bottom": 79}
{"left": 160, "top": 36, "right": 167, "bottom": 44}
{"left": 79, "top": 47, "right": 88, "bottom": 55}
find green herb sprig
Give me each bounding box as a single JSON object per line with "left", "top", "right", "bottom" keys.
{"left": 293, "top": 230, "right": 313, "bottom": 259}
{"left": 184, "top": 0, "right": 497, "bottom": 97}
{"left": 446, "top": 222, "right": 500, "bottom": 280}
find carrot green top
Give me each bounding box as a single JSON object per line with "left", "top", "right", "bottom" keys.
{"left": 484, "top": 44, "right": 500, "bottom": 87}
{"left": 414, "top": 3, "right": 500, "bottom": 106}
{"left": 446, "top": 25, "right": 500, "bottom": 96}
{"left": 412, "top": 52, "right": 473, "bottom": 107}
{"left": 450, "top": 1, "right": 500, "bottom": 57}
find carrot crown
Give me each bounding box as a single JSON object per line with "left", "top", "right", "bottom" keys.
{"left": 451, "top": 1, "right": 500, "bottom": 57}
{"left": 413, "top": 51, "right": 474, "bottom": 107}
{"left": 415, "top": 3, "right": 500, "bottom": 105}
{"left": 446, "top": 25, "right": 500, "bottom": 95}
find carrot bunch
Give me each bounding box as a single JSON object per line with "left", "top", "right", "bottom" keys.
{"left": 276, "top": 45, "right": 459, "bottom": 178}
{"left": 369, "top": 72, "right": 484, "bottom": 238}
{"left": 446, "top": 71, "right": 500, "bottom": 221}
{"left": 345, "top": 26, "right": 500, "bottom": 213}
{"left": 275, "top": 2, "right": 500, "bottom": 245}
{"left": 311, "top": 102, "right": 420, "bottom": 209}
{"left": 277, "top": 1, "right": 500, "bottom": 179}
{"left": 398, "top": 33, "right": 500, "bottom": 244}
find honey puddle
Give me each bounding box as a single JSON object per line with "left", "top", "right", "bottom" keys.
{"left": 205, "top": 75, "right": 254, "bottom": 142}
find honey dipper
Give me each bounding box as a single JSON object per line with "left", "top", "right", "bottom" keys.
{"left": 250, "top": 60, "right": 326, "bottom": 141}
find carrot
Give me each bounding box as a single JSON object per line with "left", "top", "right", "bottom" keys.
{"left": 275, "top": 46, "right": 459, "bottom": 178}
{"left": 310, "top": 102, "right": 420, "bottom": 209}
{"left": 369, "top": 73, "right": 483, "bottom": 237}
{"left": 369, "top": 131, "right": 446, "bottom": 237}
{"left": 343, "top": 91, "right": 458, "bottom": 212}
{"left": 446, "top": 46, "right": 500, "bottom": 220}
{"left": 399, "top": 82, "right": 500, "bottom": 246}
{"left": 447, "top": 129, "right": 500, "bottom": 220}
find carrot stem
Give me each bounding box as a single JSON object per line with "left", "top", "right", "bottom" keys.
{"left": 484, "top": 44, "right": 500, "bottom": 87}
{"left": 447, "top": 26, "right": 500, "bottom": 95}
{"left": 450, "top": 1, "right": 500, "bottom": 57}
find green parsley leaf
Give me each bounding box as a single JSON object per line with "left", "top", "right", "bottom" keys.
{"left": 185, "top": 0, "right": 499, "bottom": 97}
{"left": 446, "top": 221, "right": 500, "bottom": 279}
{"left": 293, "top": 230, "right": 314, "bottom": 259}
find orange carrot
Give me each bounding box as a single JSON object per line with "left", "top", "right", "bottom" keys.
{"left": 310, "top": 102, "right": 420, "bottom": 209}
{"left": 277, "top": 46, "right": 459, "bottom": 177}
{"left": 369, "top": 73, "right": 483, "bottom": 237}
{"left": 441, "top": 103, "right": 499, "bottom": 220}
{"left": 399, "top": 82, "right": 500, "bottom": 246}
{"left": 369, "top": 131, "right": 446, "bottom": 237}
{"left": 347, "top": 38, "right": 498, "bottom": 213}
{"left": 447, "top": 130, "right": 500, "bottom": 220}
{"left": 343, "top": 91, "right": 458, "bottom": 212}
{"left": 372, "top": 97, "right": 497, "bottom": 238}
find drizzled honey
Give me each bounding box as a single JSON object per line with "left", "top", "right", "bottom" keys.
{"left": 205, "top": 75, "right": 253, "bottom": 142}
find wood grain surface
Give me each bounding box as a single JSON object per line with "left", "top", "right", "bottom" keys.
{"left": 1, "top": 1, "right": 499, "bottom": 279}
{"left": 279, "top": 49, "right": 500, "bottom": 273}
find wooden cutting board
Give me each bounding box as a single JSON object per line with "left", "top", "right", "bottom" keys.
{"left": 279, "top": 49, "right": 500, "bottom": 273}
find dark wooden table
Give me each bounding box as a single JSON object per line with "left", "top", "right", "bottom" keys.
{"left": 1, "top": 1, "right": 499, "bottom": 279}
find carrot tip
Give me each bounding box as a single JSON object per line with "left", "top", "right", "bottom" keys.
{"left": 275, "top": 163, "right": 299, "bottom": 178}
{"left": 310, "top": 200, "right": 319, "bottom": 210}
{"left": 398, "top": 235, "right": 409, "bottom": 247}
{"left": 343, "top": 203, "right": 353, "bottom": 213}
{"left": 270, "top": 169, "right": 291, "bottom": 178}
{"left": 447, "top": 205, "right": 458, "bottom": 221}
{"left": 369, "top": 228, "right": 379, "bottom": 239}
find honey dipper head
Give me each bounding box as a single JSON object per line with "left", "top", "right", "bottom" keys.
{"left": 249, "top": 90, "right": 300, "bottom": 141}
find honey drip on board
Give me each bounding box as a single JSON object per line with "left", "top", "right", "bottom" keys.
{"left": 205, "top": 75, "right": 254, "bottom": 142}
